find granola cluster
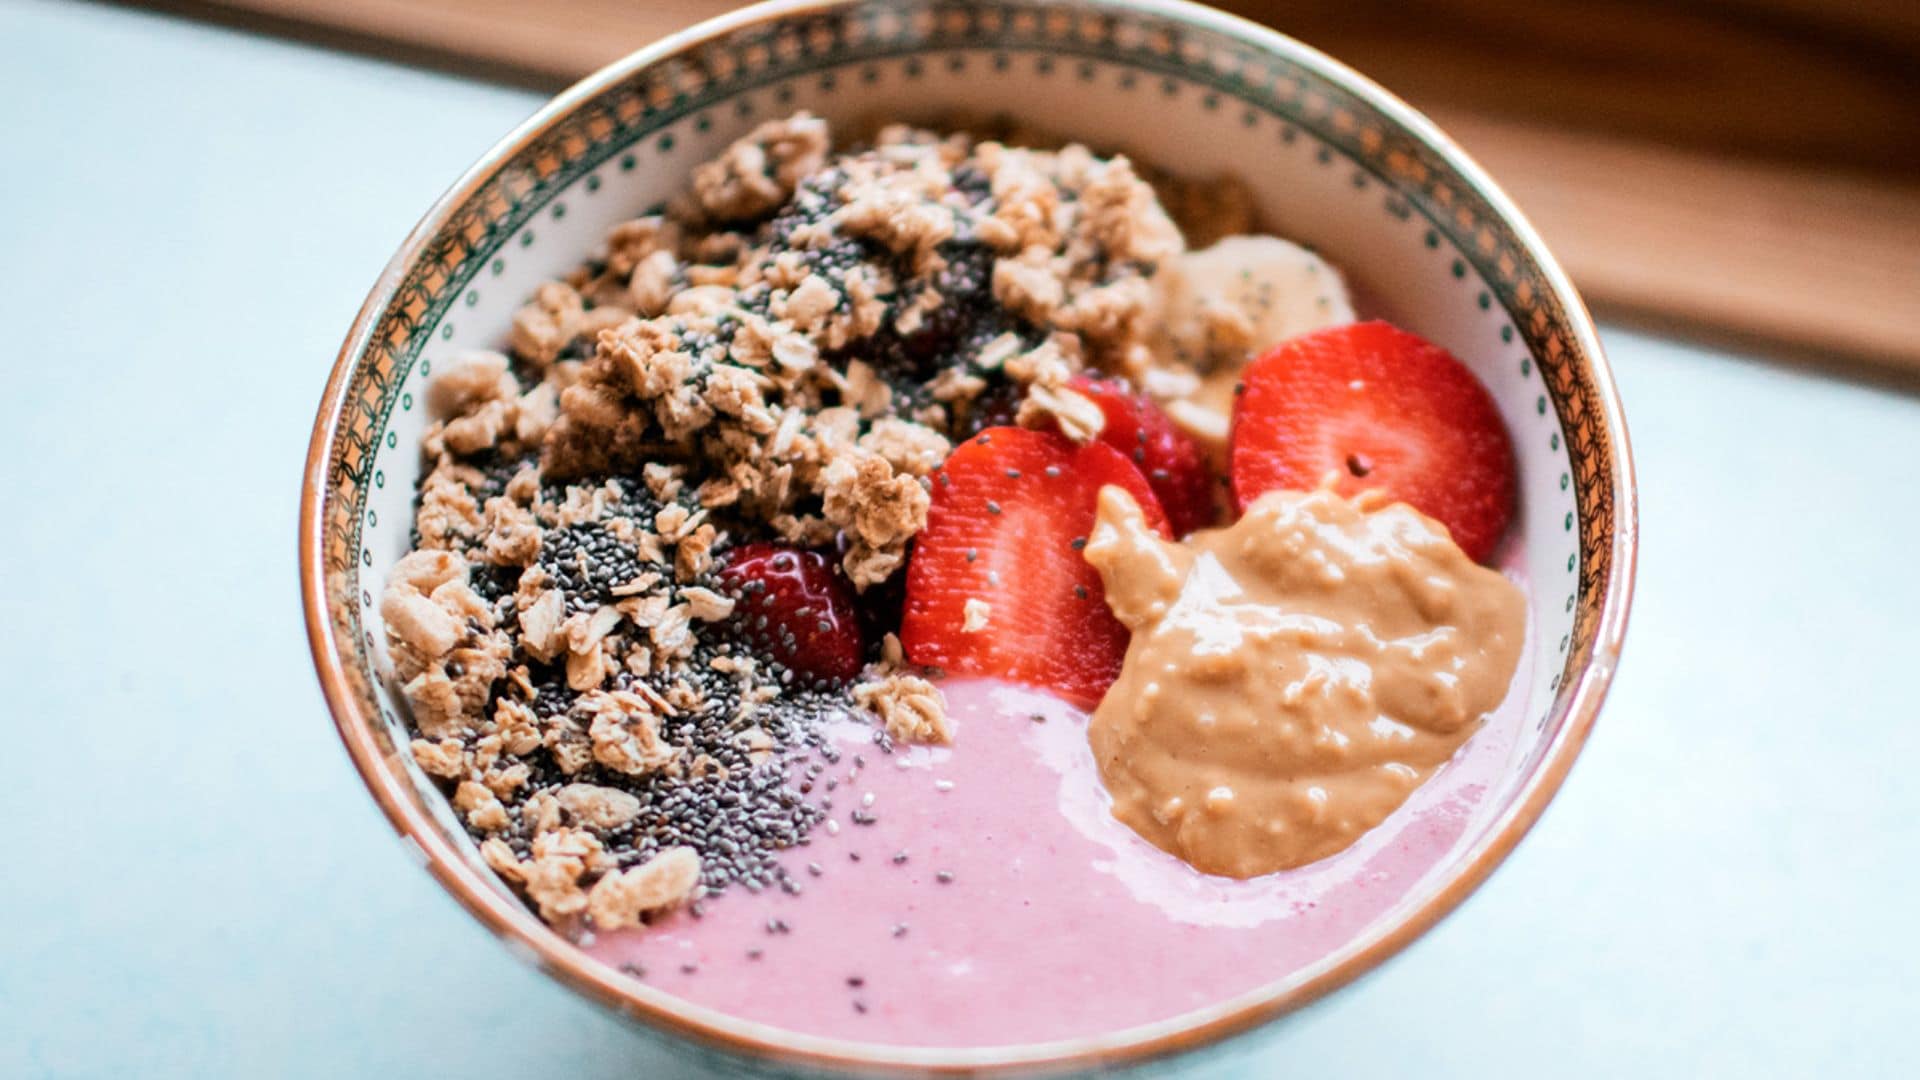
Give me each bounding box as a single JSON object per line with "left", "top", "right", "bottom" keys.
{"left": 381, "top": 113, "right": 1193, "bottom": 929}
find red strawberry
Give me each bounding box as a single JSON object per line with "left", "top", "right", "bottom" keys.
{"left": 901, "top": 427, "right": 1170, "bottom": 706}
{"left": 1229, "top": 320, "right": 1516, "bottom": 562}
{"left": 1069, "top": 374, "right": 1218, "bottom": 535}
{"left": 718, "top": 544, "right": 864, "bottom": 684}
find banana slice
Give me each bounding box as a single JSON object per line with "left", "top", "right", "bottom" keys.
{"left": 1156, "top": 235, "right": 1355, "bottom": 458}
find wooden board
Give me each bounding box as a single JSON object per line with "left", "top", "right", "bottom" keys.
{"left": 140, "top": 0, "right": 1920, "bottom": 373}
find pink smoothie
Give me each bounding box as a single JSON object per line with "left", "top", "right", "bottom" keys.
{"left": 585, "top": 614, "right": 1533, "bottom": 1047}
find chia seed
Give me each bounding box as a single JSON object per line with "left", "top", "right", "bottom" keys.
{"left": 531, "top": 480, "right": 715, "bottom": 616}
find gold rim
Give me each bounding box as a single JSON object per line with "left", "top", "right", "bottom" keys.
{"left": 299, "top": 0, "right": 1637, "bottom": 1071}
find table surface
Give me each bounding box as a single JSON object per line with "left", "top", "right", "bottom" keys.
{"left": 4, "top": 1, "right": 1917, "bottom": 1075}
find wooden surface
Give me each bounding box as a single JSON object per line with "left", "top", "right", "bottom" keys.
{"left": 147, "top": 0, "right": 1920, "bottom": 373}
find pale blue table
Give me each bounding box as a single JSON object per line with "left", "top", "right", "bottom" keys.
{"left": 4, "top": 0, "right": 1916, "bottom": 1075}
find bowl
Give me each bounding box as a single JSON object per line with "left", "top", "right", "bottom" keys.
{"left": 299, "top": 0, "right": 1637, "bottom": 1072}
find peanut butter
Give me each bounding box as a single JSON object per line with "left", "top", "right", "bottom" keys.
{"left": 1083, "top": 485, "right": 1525, "bottom": 878}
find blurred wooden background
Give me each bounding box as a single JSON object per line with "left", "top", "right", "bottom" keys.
{"left": 141, "top": 0, "right": 1920, "bottom": 375}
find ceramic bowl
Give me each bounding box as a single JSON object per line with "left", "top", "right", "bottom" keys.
{"left": 300, "top": 0, "right": 1637, "bottom": 1072}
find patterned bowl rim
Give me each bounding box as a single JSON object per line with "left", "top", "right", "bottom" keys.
{"left": 299, "top": 0, "right": 1638, "bottom": 1072}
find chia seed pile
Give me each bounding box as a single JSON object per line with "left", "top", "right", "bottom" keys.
{"left": 378, "top": 111, "right": 1233, "bottom": 934}
{"left": 514, "top": 643, "right": 840, "bottom": 897}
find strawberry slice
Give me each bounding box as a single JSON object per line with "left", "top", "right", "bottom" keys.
{"left": 718, "top": 544, "right": 865, "bottom": 685}
{"left": 1229, "top": 320, "right": 1516, "bottom": 562}
{"left": 1069, "top": 374, "right": 1218, "bottom": 536}
{"left": 901, "top": 427, "right": 1170, "bottom": 706}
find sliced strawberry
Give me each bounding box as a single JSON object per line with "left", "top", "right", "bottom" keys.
{"left": 1229, "top": 320, "right": 1516, "bottom": 562}
{"left": 1068, "top": 374, "right": 1218, "bottom": 536}
{"left": 718, "top": 544, "right": 865, "bottom": 685}
{"left": 901, "top": 427, "right": 1170, "bottom": 706}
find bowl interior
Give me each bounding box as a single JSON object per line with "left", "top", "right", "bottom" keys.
{"left": 307, "top": 0, "right": 1629, "bottom": 1070}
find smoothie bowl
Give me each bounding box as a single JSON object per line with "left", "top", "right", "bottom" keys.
{"left": 299, "top": 0, "right": 1636, "bottom": 1073}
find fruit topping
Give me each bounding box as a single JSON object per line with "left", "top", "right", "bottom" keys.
{"left": 1068, "top": 373, "right": 1218, "bottom": 535}
{"left": 1155, "top": 235, "right": 1357, "bottom": 454}
{"left": 1160, "top": 235, "right": 1356, "bottom": 370}
{"left": 901, "top": 427, "right": 1170, "bottom": 706}
{"left": 1228, "top": 320, "right": 1516, "bottom": 562}
{"left": 718, "top": 544, "right": 865, "bottom": 684}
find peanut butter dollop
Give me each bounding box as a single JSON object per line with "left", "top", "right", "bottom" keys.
{"left": 1084, "top": 485, "right": 1525, "bottom": 878}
